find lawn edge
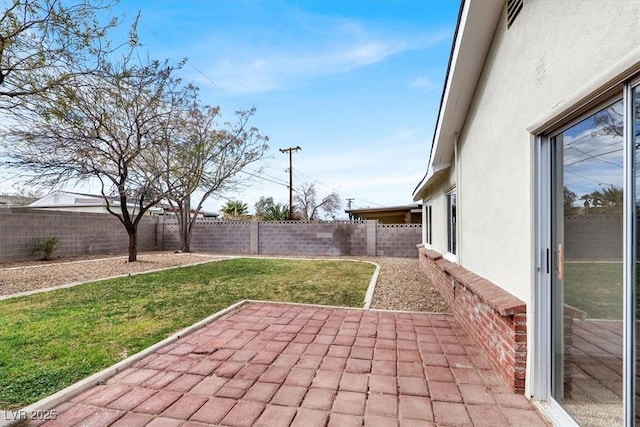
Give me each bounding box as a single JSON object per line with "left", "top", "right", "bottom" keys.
{"left": 0, "top": 299, "right": 249, "bottom": 427}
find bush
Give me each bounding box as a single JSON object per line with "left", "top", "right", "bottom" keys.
{"left": 31, "top": 237, "right": 60, "bottom": 261}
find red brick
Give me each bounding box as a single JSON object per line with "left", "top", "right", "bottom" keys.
{"left": 371, "top": 360, "right": 397, "bottom": 376}
{"left": 369, "top": 375, "right": 397, "bottom": 395}
{"left": 108, "top": 388, "right": 157, "bottom": 411}
{"left": 320, "top": 356, "right": 347, "bottom": 372}
{"left": 345, "top": 358, "right": 371, "bottom": 374}
{"left": 398, "top": 377, "right": 429, "bottom": 397}
{"left": 364, "top": 415, "right": 398, "bottom": 427}
{"left": 399, "top": 395, "right": 433, "bottom": 421}
{"left": 340, "top": 372, "right": 369, "bottom": 393}
{"left": 215, "top": 361, "right": 246, "bottom": 378}
{"left": 254, "top": 405, "right": 296, "bottom": 427}
{"left": 73, "top": 408, "right": 124, "bottom": 427}
{"left": 501, "top": 408, "right": 548, "bottom": 426}
{"left": 432, "top": 401, "right": 471, "bottom": 425}
{"left": 311, "top": 370, "right": 342, "bottom": 389}
{"left": 110, "top": 412, "right": 154, "bottom": 427}
{"left": 259, "top": 366, "right": 291, "bottom": 383}
{"left": 235, "top": 363, "right": 268, "bottom": 380}
{"left": 493, "top": 392, "right": 534, "bottom": 409}
{"left": 297, "top": 354, "right": 324, "bottom": 369}
{"left": 302, "top": 387, "right": 336, "bottom": 410}
{"left": 350, "top": 346, "right": 374, "bottom": 360}
{"left": 190, "top": 397, "right": 236, "bottom": 424}
{"left": 327, "top": 345, "right": 352, "bottom": 358}
{"left": 365, "top": 393, "right": 398, "bottom": 417}
{"left": 285, "top": 367, "right": 316, "bottom": 387}
{"left": 327, "top": 413, "right": 363, "bottom": 427}
{"left": 42, "top": 405, "right": 95, "bottom": 427}
{"left": 117, "top": 368, "right": 159, "bottom": 386}
{"left": 220, "top": 401, "right": 265, "bottom": 427}
{"left": 244, "top": 381, "right": 280, "bottom": 403}
{"left": 374, "top": 348, "right": 396, "bottom": 361}
{"left": 165, "top": 373, "right": 203, "bottom": 392}
{"left": 333, "top": 391, "right": 366, "bottom": 415}
{"left": 251, "top": 350, "right": 280, "bottom": 365}
{"left": 429, "top": 381, "right": 462, "bottom": 403}
{"left": 83, "top": 385, "right": 131, "bottom": 407}
{"left": 467, "top": 404, "right": 509, "bottom": 426}
{"left": 134, "top": 390, "right": 182, "bottom": 414}
{"left": 162, "top": 394, "right": 208, "bottom": 419}
{"left": 189, "top": 375, "right": 228, "bottom": 396}
{"left": 273, "top": 354, "right": 299, "bottom": 368}
{"left": 291, "top": 408, "right": 329, "bottom": 427}
{"left": 271, "top": 384, "right": 308, "bottom": 406}
{"left": 398, "top": 362, "right": 425, "bottom": 378}
{"left": 188, "top": 359, "right": 221, "bottom": 376}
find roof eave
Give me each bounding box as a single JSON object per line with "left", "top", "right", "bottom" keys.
{"left": 413, "top": 0, "right": 503, "bottom": 200}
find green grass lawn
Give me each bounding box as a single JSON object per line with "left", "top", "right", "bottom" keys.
{"left": 0, "top": 258, "right": 375, "bottom": 410}
{"left": 564, "top": 262, "right": 626, "bottom": 320}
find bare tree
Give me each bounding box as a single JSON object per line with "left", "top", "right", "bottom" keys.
{"left": 0, "top": 0, "right": 127, "bottom": 110}
{"left": 294, "top": 182, "right": 341, "bottom": 220}
{"left": 3, "top": 54, "right": 182, "bottom": 261}
{"left": 159, "top": 86, "right": 268, "bottom": 252}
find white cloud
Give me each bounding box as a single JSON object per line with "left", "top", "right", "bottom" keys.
{"left": 410, "top": 76, "right": 440, "bottom": 91}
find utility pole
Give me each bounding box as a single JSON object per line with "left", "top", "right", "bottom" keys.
{"left": 279, "top": 146, "right": 301, "bottom": 220}
{"left": 346, "top": 198, "right": 355, "bottom": 209}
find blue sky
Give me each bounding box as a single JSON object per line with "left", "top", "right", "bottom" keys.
{"left": 115, "top": 0, "right": 460, "bottom": 215}
{"left": 1, "top": 1, "right": 460, "bottom": 215}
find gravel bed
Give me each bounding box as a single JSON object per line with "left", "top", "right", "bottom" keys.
{"left": 0, "top": 252, "right": 449, "bottom": 313}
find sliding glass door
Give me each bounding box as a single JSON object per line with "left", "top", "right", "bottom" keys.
{"left": 550, "top": 99, "right": 625, "bottom": 426}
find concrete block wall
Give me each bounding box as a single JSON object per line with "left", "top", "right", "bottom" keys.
{"left": 0, "top": 208, "right": 159, "bottom": 261}
{"left": 418, "top": 245, "right": 527, "bottom": 393}
{"left": 162, "top": 221, "right": 252, "bottom": 254}
{"left": 161, "top": 220, "right": 421, "bottom": 257}
{"left": 257, "top": 221, "right": 368, "bottom": 256}
{"left": 565, "top": 215, "right": 623, "bottom": 260}
{"left": 376, "top": 224, "right": 422, "bottom": 257}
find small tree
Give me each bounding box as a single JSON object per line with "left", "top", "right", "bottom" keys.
{"left": 294, "top": 182, "right": 341, "bottom": 220}
{"left": 262, "top": 203, "right": 289, "bottom": 221}
{"left": 3, "top": 54, "right": 182, "bottom": 262}
{"left": 222, "top": 200, "right": 249, "bottom": 218}
{"left": 254, "top": 196, "right": 275, "bottom": 219}
{"left": 158, "top": 86, "right": 268, "bottom": 252}
{"left": 31, "top": 236, "right": 59, "bottom": 261}
{"left": 0, "top": 0, "right": 125, "bottom": 110}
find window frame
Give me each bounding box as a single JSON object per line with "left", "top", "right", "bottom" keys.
{"left": 446, "top": 189, "right": 457, "bottom": 258}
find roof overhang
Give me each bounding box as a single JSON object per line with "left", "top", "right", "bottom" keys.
{"left": 413, "top": 0, "right": 504, "bottom": 201}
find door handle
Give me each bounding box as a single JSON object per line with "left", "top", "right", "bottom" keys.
{"left": 557, "top": 243, "right": 564, "bottom": 280}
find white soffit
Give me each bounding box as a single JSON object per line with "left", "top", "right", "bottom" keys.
{"left": 413, "top": 0, "right": 503, "bottom": 200}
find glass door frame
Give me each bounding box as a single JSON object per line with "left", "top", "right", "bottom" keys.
{"left": 533, "top": 82, "right": 637, "bottom": 426}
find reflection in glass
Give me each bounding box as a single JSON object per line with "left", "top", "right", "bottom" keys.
{"left": 553, "top": 99, "right": 624, "bottom": 426}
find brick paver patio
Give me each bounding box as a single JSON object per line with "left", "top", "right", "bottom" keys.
{"left": 29, "top": 301, "right": 548, "bottom": 426}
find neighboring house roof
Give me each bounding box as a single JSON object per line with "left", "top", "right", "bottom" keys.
{"left": 345, "top": 204, "right": 422, "bottom": 224}
{"left": 413, "top": 0, "right": 504, "bottom": 200}
{"left": 28, "top": 191, "right": 163, "bottom": 214}
{"left": 0, "top": 195, "right": 39, "bottom": 207}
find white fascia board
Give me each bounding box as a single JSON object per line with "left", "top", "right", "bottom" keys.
{"left": 414, "top": 0, "right": 503, "bottom": 200}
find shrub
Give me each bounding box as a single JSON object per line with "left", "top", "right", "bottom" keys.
{"left": 31, "top": 237, "right": 60, "bottom": 261}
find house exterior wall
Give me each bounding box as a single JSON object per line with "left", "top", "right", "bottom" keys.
{"left": 454, "top": 0, "right": 640, "bottom": 303}
{"left": 418, "top": 0, "right": 640, "bottom": 397}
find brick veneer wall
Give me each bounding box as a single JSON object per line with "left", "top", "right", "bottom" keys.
{"left": 0, "top": 208, "right": 159, "bottom": 261}
{"left": 417, "top": 245, "right": 527, "bottom": 393}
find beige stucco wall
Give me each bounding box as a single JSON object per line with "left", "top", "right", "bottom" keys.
{"left": 423, "top": 0, "right": 640, "bottom": 302}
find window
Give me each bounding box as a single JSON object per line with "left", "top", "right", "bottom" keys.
{"left": 423, "top": 200, "right": 433, "bottom": 246}
{"left": 447, "top": 191, "right": 457, "bottom": 255}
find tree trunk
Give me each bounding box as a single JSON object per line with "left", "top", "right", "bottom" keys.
{"left": 127, "top": 228, "right": 138, "bottom": 262}
{"left": 179, "top": 197, "right": 192, "bottom": 252}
